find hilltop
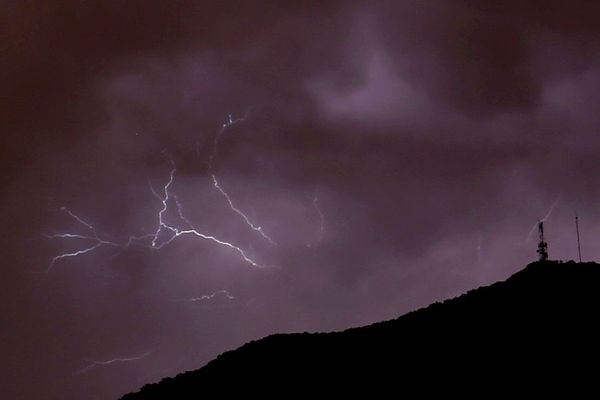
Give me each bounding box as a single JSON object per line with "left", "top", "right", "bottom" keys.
{"left": 121, "top": 260, "right": 600, "bottom": 398}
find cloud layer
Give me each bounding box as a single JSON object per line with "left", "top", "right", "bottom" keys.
{"left": 2, "top": 2, "right": 600, "bottom": 398}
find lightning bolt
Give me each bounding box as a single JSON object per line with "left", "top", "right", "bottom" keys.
{"left": 172, "top": 289, "right": 235, "bottom": 303}
{"left": 207, "top": 112, "right": 249, "bottom": 171}
{"left": 204, "top": 111, "right": 276, "bottom": 246}
{"left": 147, "top": 163, "right": 178, "bottom": 248}
{"left": 211, "top": 174, "right": 276, "bottom": 245}
{"left": 526, "top": 196, "right": 560, "bottom": 242}
{"left": 149, "top": 173, "right": 264, "bottom": 267}
{"left": 46, "top": 207, "right": 121, "bottom": 273}
{"left": 48, "top": 164, "right": 264, "bottom": 270}
{"left": 76, "top": 349, "right": 154, "bottom": 374}
{"left": 48, "top": 112, "right": 280, "bottom": 272}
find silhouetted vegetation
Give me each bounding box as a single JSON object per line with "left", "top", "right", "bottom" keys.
{"left": 121, "top": 261, "right": 600, "bottom": 398}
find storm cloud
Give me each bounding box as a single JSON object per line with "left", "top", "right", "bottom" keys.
{"left": 2, "top": 1, "right": 600, "bottom": 399}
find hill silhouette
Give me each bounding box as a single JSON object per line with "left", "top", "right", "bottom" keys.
{"left": 121, "top": 260, "right": 600, "bottom": 398}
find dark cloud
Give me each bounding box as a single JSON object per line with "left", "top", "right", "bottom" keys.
{"left": 2, "top": 2, "right": 600, "bottom": 399}
{"left": 367, "top": 1, "right": 600, "bottom": 116}
{"left": 0, "top": 0, "right": 354, "bottom": 183}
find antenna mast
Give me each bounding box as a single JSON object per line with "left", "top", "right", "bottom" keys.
{"left": 575, "top": 213, "right": 582, "bottom": 262}
{"left": 537, "top": 221, "right": 548, "bottom": 261}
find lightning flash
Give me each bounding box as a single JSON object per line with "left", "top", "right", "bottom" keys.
{"left": 48, "top": 112, "right": 287, "bottom": 272}
{"left": 526, "top": 196, "right": 560, "bottom": 242}
{"left": 77, "top": 349, "right": 154, "bottom": 374}
{"left": 172, "top": 289, "right": 235, "bottom": 303}
{"left": 46, "top": 207, "right": 121, "bottom": 273}
{"left": 48, "top": 164, "right": 264, "bottom": 270}
{"left": 211, "top": 174, "right": 276, "bottom": 245}
{"left": 206, "top": 112, "right": 276, "bottom": 245}
{"left": 207, "top": 112, "right": 249, "bottom": 171}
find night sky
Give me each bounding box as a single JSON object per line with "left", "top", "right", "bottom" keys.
{"left": 3, "top": 1, "right": 600, "bottom": 399}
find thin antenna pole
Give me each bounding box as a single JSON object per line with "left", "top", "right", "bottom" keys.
{"left": 575, "top": 213, "right": 582, "bottom": 262}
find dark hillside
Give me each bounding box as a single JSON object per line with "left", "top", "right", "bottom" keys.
{"left": 122, "top": 261, "right": 600, "bottom": 398}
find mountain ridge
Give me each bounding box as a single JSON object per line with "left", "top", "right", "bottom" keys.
{"left": 121, "top": 260, "right": 600, "bottom": 398}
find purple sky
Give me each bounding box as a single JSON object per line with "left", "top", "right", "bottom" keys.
{"left": 3, "top": 1, "right": 600, "bottom": 398}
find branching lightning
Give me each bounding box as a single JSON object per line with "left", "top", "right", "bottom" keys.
{"left": 211, "top": 174, "right": 276, "bottom": 245}
{"left": 205, "top": 111, "right": 276, "bottom": 246}
{"left": 46, "top": 207, "right": 121, "bottom": 273}
{"left": 48, "top": 112, "right": 281, "bottom": 272}
{"left": 48, "top": 164, "right": 264, "bottom": 270}
{"left": 77, "top": 349, "right": 154, "bottom": 374}
{"left": 150, "top": 163, "right": 177, "bottom": 248}
{"left": 149, "top": 171, "right": 263, "bottom": 267}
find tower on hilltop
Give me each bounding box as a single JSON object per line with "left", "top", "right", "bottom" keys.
{"left": 537, "top": 221, "right": 548, "bottom": 261}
